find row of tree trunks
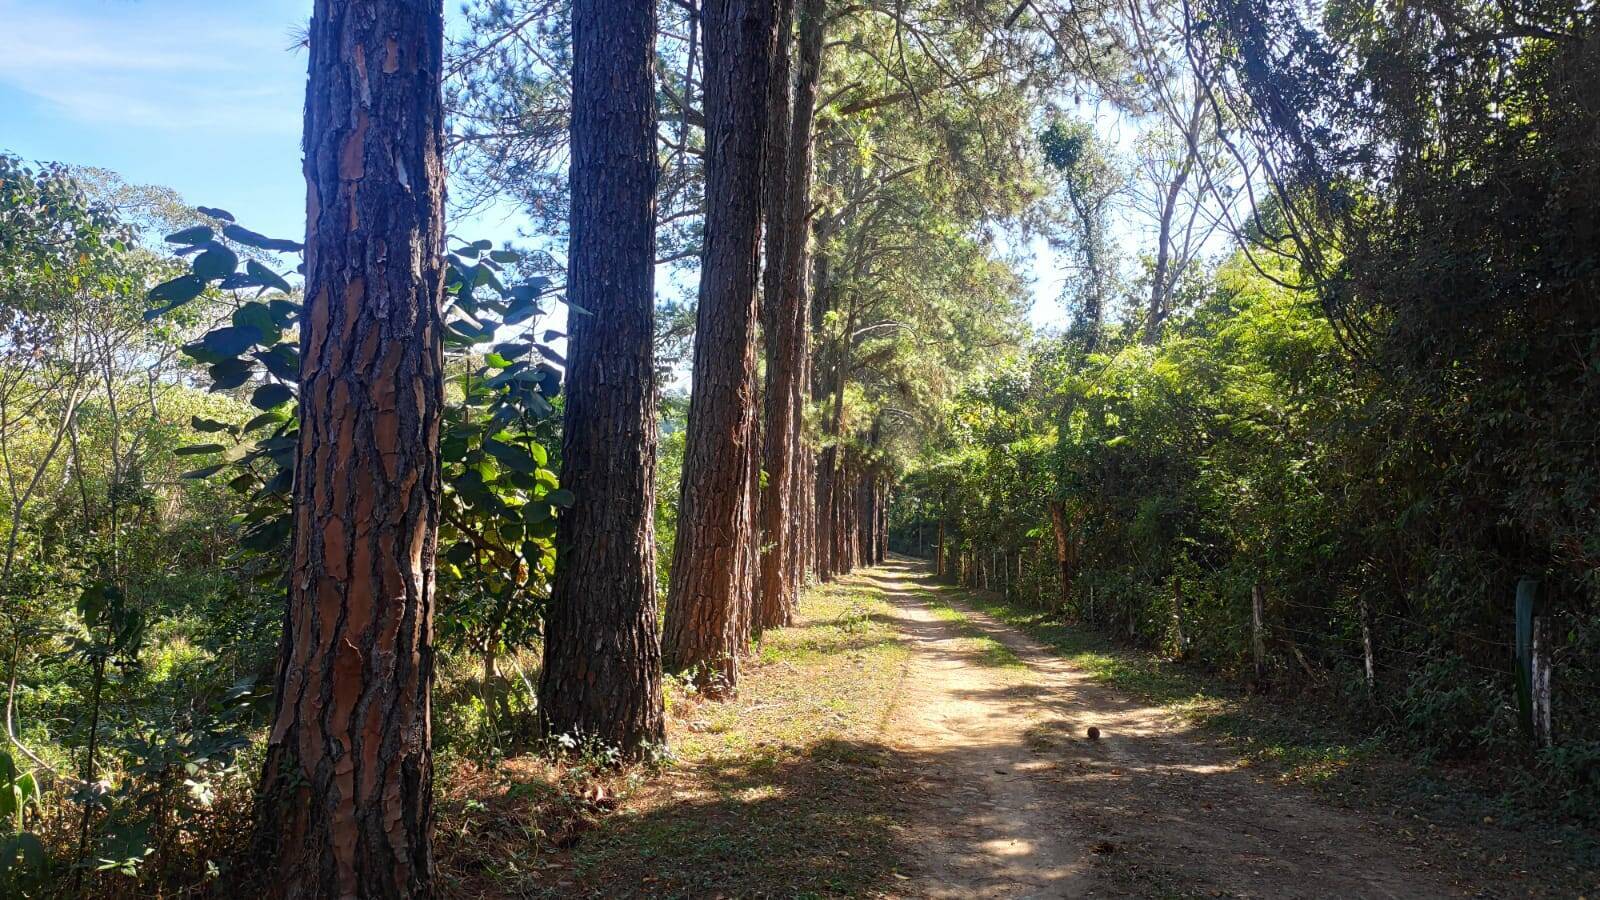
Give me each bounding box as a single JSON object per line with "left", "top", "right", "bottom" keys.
{"left": 804, "top": 445, "right": 888, "bottom": 581}
{"left": 859, "top": 470, "right": 887, "bottom": 566}
{"left": 663, "top": 0, "right": 781, "bottom": 694}
{"left": 755, "top": 0, "right": 825, "bottom": 632}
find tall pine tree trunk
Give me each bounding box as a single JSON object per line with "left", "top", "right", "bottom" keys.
{"left": 796, "top": 429, "right": 812, "bottom": 589}
{"left": 664, "top": 0, "right": 781, "bottom": 692}
{"left": 757, "top": 0, "right": 825, "bottom": 630}
{"left": 756, "top": 0, "right": 796, "bottom": 634}
{"left": 253, "top": 1, "right": 446, "bottom": 894}
{"left": 536, "top": 0, "right": 664, "bottom": 754}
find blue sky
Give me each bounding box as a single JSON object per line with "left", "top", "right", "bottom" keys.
{"left": 0, "top": 0, "right": 1069, "bottom": 327}
{"left": 0, "top": 0, "right": 314, "bottom": 241}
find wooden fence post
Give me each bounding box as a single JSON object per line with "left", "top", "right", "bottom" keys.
{"left": 1533, "top": 614, "right": 1553, "bottom": 747}
{"left": 1172, "top": 577, "right": 1187, "bottom": 659}
{"left": 1358, "top": 597, "right": 1376, "bottom": 695}
{"left": 1516, "top": 577, "right": 1553, "bottom": 746}
{"left": 1252, "top": 582, "right": 1266, "bottom": 684}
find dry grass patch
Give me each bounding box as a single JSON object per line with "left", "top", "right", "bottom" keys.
{"left": 438, "top": 574, "right": 918, "bottom": 898}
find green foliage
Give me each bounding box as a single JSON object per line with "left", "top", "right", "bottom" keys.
{"left": 0, "top": 159, "right": 573, "bottom": 892}
{"left": 654, "top": 393, "right": 689, "bottom": 598}
{"left": 0, "top": 752, "right": 47, "bottom": 894}
{"left": 896, "top": 242, "right": 1600, "bottom": 821}
{"left": 143, "top": 218, "right": 567, "bottom": 686}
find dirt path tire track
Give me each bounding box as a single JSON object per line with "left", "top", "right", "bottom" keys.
{"left": 862, "top": 559, "right": 1470, "bottom": 899}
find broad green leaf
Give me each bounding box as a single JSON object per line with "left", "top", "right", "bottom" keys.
{"left": 247, "top": 259, "right": 294, "bottom": 294}
{"left": 144, "top": 274, "right": 206, "bottom": 319}
{"left": 251, "top": 383, "right": 293, "bottom": 410}
{"left": 483, "top": 362, "right": 528, "bottom": 388}
{"left": 202, "top": 325, "right": 263, "bottom": 357}
{"left": 268, "top": 298, "right": 301, "bottom": 326}
{"left": 232, "top": 301, "right": 276, "bottom": 336}
{"left": 484, "top": 439, "right": 538, "bottom": 474}
{"left": 14, "top": 771, "right": 36, "bottom": 806}
{"left": 193, "top": 243, "right": 239, "bottom": 280}
{"left": 504, "top": 301, "right": 539, "bottom": 325}
{"left": 208, "top": 358, "right": 255, "bottom": 391}
{"left": 256, "top": 344, "right": 299, "bottom": 381}
{"left": 223, "top": 223, "right": 303, "bottom": 253}
{"left": 164, "top": 225, "right": 213, "bottom": 245}
{"left": 243, "top": 410, "right": 289, "bottom": 432}
{"left": 181, "top": 341, "right": 226, "bottom": 365}
{"left": 475, "top": 266, "right": 506, "bottom": 295}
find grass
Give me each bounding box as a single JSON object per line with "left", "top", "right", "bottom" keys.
{"left": 917, "top": 593, "right": 1027, "bottom": 669}
{"left": 436, "top": 577, "right": 917, "bottom": 898}
{"left": 431, "top": 565, "right": 1598, "bottom": 896}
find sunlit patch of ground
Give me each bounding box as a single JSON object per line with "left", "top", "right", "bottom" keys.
{"left": 437, "top": 577, "right": 918, "bottom": 898}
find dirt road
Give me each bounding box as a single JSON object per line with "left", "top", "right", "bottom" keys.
{"left": 867, "top": 559, "right": 1470, "bottom": 899}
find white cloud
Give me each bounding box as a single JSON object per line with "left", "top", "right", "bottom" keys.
{"left": 0, "top": 0, "right": 306, "bottom": 133}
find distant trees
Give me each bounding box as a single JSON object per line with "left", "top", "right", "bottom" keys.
{"left": 536, "top": 0, "right": 666, "bottom": 754}
{"left": 1037, "top": 118, "right": 1118, "bottom": 608}
{"left": 252, "top": 0, "right": 448, "bottom": 894}
{"left": 890, "top": 0, "right": 1600, "bottom": 818}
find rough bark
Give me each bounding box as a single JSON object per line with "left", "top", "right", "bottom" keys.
{"left": 756, "top": 0, "right": 825, "bottom": 630}
{"left": 816, "top": 315, "right": 850, "bottom": 580}
{"left": 837, "top": 455, "right": 857, "bottom": 573}
{"left": 664, "top": 0, "right": 781, "bottom": 691}
{"left": 253, "top": 1, "right": 446, "bottom": 894}
{"left": 814, "top": 447, "right": 834, "bottom": 578}
{"left": 756, "top": 3, "right": 795, "bottom": 634}
{"left": 738, "top": 412, "right": 761, "bottom": 644}
{"left": 536, "top": 0, "right": 664, "bottom": 754}
{"left": 797, "top": 443, "right": 814, "bottom": 588}
{"left": 856, "top": 473, "right": 869, "bottom": 567}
